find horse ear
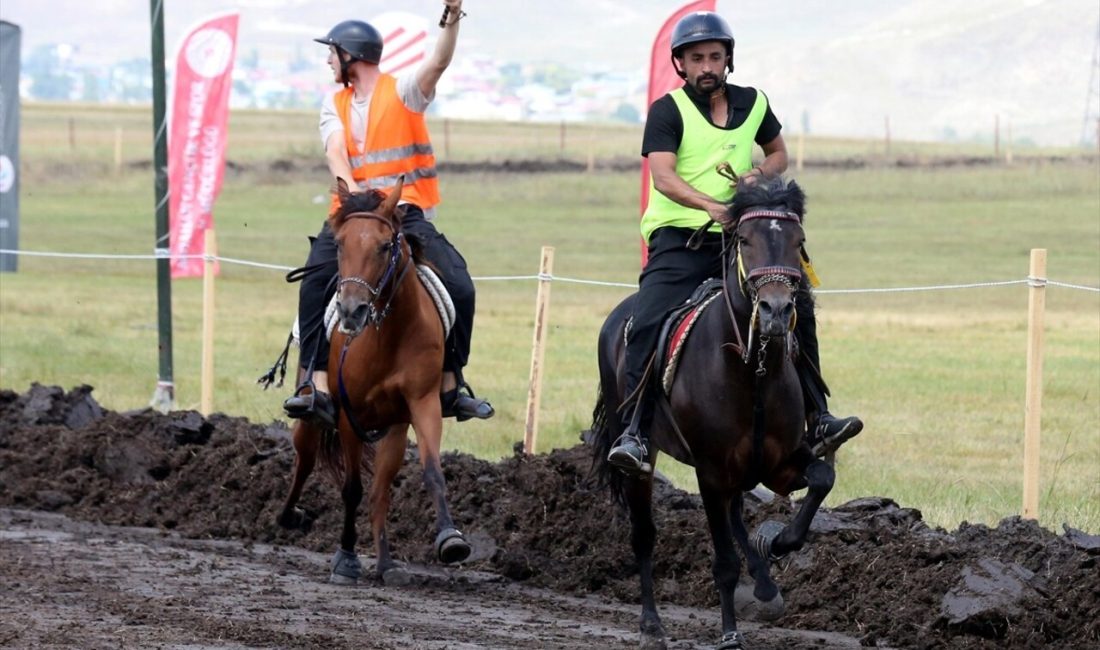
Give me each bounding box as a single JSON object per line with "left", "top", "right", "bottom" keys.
{"left": 380, "top": 175, "right": 404, "bottom": 217}
{"left": 334, "top": 178, "right": 354, "bottom": 206}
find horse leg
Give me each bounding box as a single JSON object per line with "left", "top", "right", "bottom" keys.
{"left": 729, "top": 494, "right": 785, "bottom": 622}
{"left": 623, "top": 474, "right": 665, "bottom": 649}
{"left": 699, "top": 484, "right": 746, "bottom": 650}
{"left": 764, "top": 456, "right": 835, "bottom": 559}
{"left": 276, "top": 419, "right": 319, "bottom": 530}
{"left": 330, "top": 434, "right": 365, "bottom": 585}
{"left": 368, "top": 424, "right": 408, "bottom": 581}
{"left": 409, "top": 396, "right": 470, "bottom": 565}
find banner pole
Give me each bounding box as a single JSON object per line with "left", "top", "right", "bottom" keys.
{"left": 524, "top": 246, "right": 555, "bottom": 455}
{"left": 149, "top": 0, "right": 175, "bottom": 412}
{"left": 200, "top": 229, "right": 217, "bottom": 415}
{"left": 1022, "top": 249, "right": 1046, "bottom": 520}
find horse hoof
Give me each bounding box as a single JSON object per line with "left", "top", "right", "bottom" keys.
{"left": 330, "top": 548, "right": 362, "bottom": 584}
{"left": 277, "top": 507, "right": 313, "bottom": 531}
{"left": 638, "top": 632, "right": 667, "bottom": 650}
{"left": 329, "top": 572, "right": 358, "bottom": 585}
{"left": 751, "top": 519, "right": 786, "bottom": 561}
{"left": 734, "top": 581, "right": 786, "bottom": 621}
{"left": 716, "top": 630, "right": 745, "bottom": 650}
{"left": 382, "top": 566, "right": 413, "bottom": 587}
{"left": 434, "top": 527, "right": 471, "bottom": 565}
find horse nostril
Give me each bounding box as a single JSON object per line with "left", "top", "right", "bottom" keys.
{"left": 758, "top": 299, "right": 776, "bottom": 319}
{"left": 350, "top": 304, "right": 370, "bottom": 324}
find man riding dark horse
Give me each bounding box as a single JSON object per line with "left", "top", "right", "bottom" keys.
{"left": 607, "top": 11, "right": 862, "bottom": 475}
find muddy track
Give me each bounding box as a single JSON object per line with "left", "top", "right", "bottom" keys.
{"left": 1, "top": 384, "right": 1097, "bottom": 649}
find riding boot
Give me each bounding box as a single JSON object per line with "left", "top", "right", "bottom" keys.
{"left": 441, "top": 383, "right": 495, "bottom": 422}
{"left": 283, "top": 385, "right": 336, "bottom": 427}
{"left": 794, "top": 289, "right": 863, "bottom": 456}
{"left": 607, "top": 386, "right": 655, "bottom": 476}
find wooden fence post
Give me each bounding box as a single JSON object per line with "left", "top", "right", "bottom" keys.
{"left": 1022, "top": 248, "right": 1046, "bottom": 520}
{"left": 114, "top": 126, "right": 123, "bottom": 175}
{"left": 200, "top": 229, "right": 218, "bottom": 416}
{"left": 524, "top": 246, "right": 555, "bottom": 455}
{"left": 884, "top": 115, "right": 891, "bottom": 156}
{"left": 994, "top": 114, "right": 1001, "bottom": 159}
{"left": 443, "top": 118, "right": 451, "bottom": 160}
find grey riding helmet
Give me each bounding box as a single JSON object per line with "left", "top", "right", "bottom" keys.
{"left": 670, "top": 11, "right": 735, "bottom": 72}
{"left": 315, "top": 20, "right": 384, "bottom": 64}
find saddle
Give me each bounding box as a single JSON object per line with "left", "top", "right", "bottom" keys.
{"left": 651, "top": 278, "right": 724, "bottom": 395}
{"left": 640, "top": 277, "right": 801, "bottom": 396}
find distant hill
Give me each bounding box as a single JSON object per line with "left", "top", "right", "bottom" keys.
{"left": 1, "top": 0, "right": 1097, "bottom": 145}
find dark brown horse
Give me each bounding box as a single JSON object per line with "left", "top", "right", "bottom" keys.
{"left": 590, "top": 178, "right": 834, "bottom": 650}
{"left": 277, "top": 177, "right": 470, "bottom": 583}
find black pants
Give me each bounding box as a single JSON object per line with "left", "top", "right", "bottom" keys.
{"left": 621, "top": 226, "right": 828, "bottom": 429}
{"left": 296, "top": 205, "right": 475, "bottom": 380}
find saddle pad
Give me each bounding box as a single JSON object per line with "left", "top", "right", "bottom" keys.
{"left": 661, "top": 290, "right": 722, "bottom": 395}
{"left": 416, "top": 265, "right": 456, "bottom": 337}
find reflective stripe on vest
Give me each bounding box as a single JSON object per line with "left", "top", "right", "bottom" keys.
{"left": 335, "top": 74, "right": 441, "bottom": 209}
{"left": 640, "top": 88, "right": 768, "bottom": 244}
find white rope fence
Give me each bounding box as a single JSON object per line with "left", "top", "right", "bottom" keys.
{"left": 3, "top": 248, "right": 1098, "bottom": 294}
{"left": 3, "top": 245, "right": 1098, "bottom": 521}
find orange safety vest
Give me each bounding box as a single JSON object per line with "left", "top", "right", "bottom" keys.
{"left": 331, "top": 74, "right": 440, "bottom": 211}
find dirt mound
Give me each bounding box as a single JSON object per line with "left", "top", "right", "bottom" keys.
{"left": 1, "top": 384, "right": 1097, "bottom": 649}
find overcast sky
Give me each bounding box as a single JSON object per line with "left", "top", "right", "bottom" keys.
{"left": 2, "top": 0, "right": 1097, "bottom": 145}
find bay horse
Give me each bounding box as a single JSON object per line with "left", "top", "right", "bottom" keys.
{"left": 277, "top": 177, "right": 471, "bottom": 583}
{"left": 589, "top": 177, "right": 835, "bottom": 650}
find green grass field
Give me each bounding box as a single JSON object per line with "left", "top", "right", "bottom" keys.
{"left": 3, "top": 104, "right": 1098, "bottom": 534}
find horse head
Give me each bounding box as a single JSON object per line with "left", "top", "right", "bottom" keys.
{"left": 328, "top": 176, "right": 407, "bottom": 337}
{"left": 726, "top": 177, "right": 806, "bottom": 339}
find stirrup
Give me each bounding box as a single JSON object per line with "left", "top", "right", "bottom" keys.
{"left": 442, "top": 384, "right": 494, "bottom": 422}
{"left": 607, "top": 434, "right": 652, "bottom": 476}
{"left": 284, "top": 386, "right": 336, "bottom": 427}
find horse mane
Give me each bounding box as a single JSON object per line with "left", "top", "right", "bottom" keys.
{"left": 730, "top": 176, "right": 806, "bottom": 221}
{"left": 333, "top": 187, "right": 388, "bottom": 218}
{"left": 331, "top": 186, "right": 426, "bottom": 263}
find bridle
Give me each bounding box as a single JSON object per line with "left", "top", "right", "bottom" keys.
{"left": 335, "top": 212, "right": 411, "bottom": 330}
{"left": 720, "top": 208, "right": 804, "bottom": 368}
{"left": 334, "top": 210, "right": 413, "bottom": 444}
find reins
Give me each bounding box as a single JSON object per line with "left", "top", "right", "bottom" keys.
{"left": 334, "top": 210, "right": 414, "bottom": 444}
{"left": 335, "top": 212, "right": 411, "bottom": 329}
{"left": 714, "top": 208, "right": 803, "bottom": 482}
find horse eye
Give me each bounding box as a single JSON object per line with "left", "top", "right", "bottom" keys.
{"left": 380, "top": 242, "right": 393, "bottom": 253}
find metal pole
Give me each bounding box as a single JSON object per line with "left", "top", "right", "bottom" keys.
{"left": 149, "top": 0, "right": 174, "bottom": 411}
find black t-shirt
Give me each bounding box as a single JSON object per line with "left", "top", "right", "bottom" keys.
{"left": 641, "top": 83, "right": 782, "bottom": 157}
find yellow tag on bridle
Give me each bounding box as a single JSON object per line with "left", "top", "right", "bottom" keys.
{"left": 800, "top": 245, "right": 821, "bottom": 288}
{"left": 736, "top": 244, "right": 747, "bottom": 296}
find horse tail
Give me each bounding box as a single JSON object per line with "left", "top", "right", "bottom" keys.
{"left": 316, "top": 427, "right": 377, "bottom": 485}
{"left": 587, "top": 385, "right": 628, "bottom": 509}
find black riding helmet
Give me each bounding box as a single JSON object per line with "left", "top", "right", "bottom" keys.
{"left": 670, "top": 11, "right": 735, "bottom": 77}
{"left": 315, "top": 20, "right": 384, "bottom": 85}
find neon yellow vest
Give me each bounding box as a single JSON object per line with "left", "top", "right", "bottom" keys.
{"left": 640, "top": 88, "right": 768, "bottom": 243}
